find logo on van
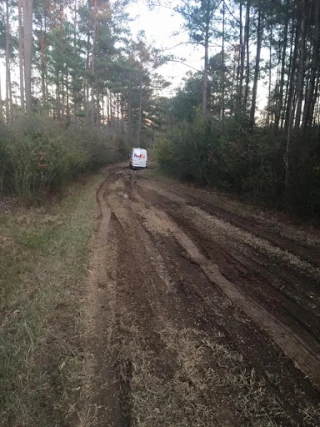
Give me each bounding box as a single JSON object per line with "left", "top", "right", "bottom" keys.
{"left": 134, "top": 153, "right": 145, "bottom": 159}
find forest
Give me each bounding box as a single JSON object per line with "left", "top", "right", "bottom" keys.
{"left": 1, "top": 2, "right": 320, "bottom": 426}
{"left": 0, "top": 0, "right": 319, "bottom": 217}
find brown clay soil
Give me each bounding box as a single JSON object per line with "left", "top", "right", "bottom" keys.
{"left": 84, "top": 165, "right": 320, "bottom": 427}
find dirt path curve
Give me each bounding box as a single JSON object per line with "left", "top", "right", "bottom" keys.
{"left": 85, "top": 165, "right": 320, "bottom": 427}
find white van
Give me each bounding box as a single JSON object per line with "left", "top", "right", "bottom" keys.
{"left": 129, "top": 148, "right": 148, "bottom": 169}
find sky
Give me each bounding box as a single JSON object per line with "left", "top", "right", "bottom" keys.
{"left": 127, "top": 0, "right": 270, "bottom": 112}
{"left": 127, "top": 1, "right": 206, "bottom": 96}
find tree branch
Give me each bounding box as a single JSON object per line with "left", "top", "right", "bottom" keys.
{"left": 167, "top": 59, "right": 201, "bottom": 72}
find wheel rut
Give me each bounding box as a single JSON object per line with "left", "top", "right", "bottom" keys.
{"left": 84, "top": 166, "right": 320, "bottom": 427}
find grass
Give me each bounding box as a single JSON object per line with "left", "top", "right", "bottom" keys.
{"left": 0, "top": 173, "right": 103, "bottom": 427}
{"left": 113, "top": 323, "right": 292, "bottom": 427}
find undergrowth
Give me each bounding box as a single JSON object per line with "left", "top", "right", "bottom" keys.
{"left": 156, "top": 113, "right": 320, "bottom": 219}
{"left": 0, "top": 116, "right": 127, "bottom": 201}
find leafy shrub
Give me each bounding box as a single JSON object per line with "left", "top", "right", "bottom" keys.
{"left": 157, "top": 113, "right": 320, "bottom": 218}
{"left": 0, "top": 116, "right": 128, "bottom": 200}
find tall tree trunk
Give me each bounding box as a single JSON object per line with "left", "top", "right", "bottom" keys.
{"left": 84, "top": 32, "right": 90, "bottom": 117}
{"left": 243, "top": 0, "right": 251, "bottom": 113}
{"left": 0, "top": 70, "right": 2, "bottom": 122}
{"left": 23, "top": 0, "right": 34, "bottom": 113}
{"left": 302, "top": 0, "right": 320, "bottom": 131}
{"left": 56, "top": 76, "right": 60, "bottom": 119}
{"left": 282, "top": 22, "right": 295, "bottom": 129}
{"left": 117, "top": 93, "right": 120, "bottom": 120}
{"left": 40, "top": 15, "right": 46, "bottom": 105}
{"left": 266, "top": 29, "right": 272, "bottom": 126}
{"left": 202, "top": 30, "right": 209, "bottom": 116}
{"left": 61, "top": 74, "right": 65, "bottom": 118}
{"left": 110, "top": 91, "right": 113, "bottom": 133}
{"left": 232, "top": 46, "right": 237, "bottom": 116}
{"left": 128, "top": 71, "right": 132, "bottom": 141}
{"left": 5, "top": 0, "right": 11, "bottom": 122}
{"left": 294, "top": 0, "right": 307, "bottom": 130}
{"left": 18, "top": 0, "right": 25, "bottom": 113}
{"left": 285, "top": 70, "right": 298, "bottom": 202}
{"left": 44, "top": 11, "right": 48, "bottom": 104}
{"left": 221, "top": 0, "right": 225, "bottom": 121}
{"left": 137, "top": 68, "right": 143, "bottom": 144}
{"left": 250, "top": 8, "right": 263, "bottom": 127}
{"left": 96, "top": 90, "right": 100, "bottom": 125}
{"left": 66, "top": 75, "right": 70, "bottom": 121}
{"left": 106, "top": 89, "right": 110, "bottom": 128}
{"left": 101, "top": 94, "right": 105, "bottom": 125}
{"left": 74, "top": 0, "right": 77, "bottom": 46}
{"left": 285, "top": 22, "right": 299, "bottom": 130}
{"left": 285, "top": 107, "right": 293, "bottom": 202}
{"left": 284, "top": 15, "right": 301, "bottom": 201}
{"left": 73, "top": 0, "right": 78, "bottom": 115}
{"left": 237, "top": 0, "right": 244, "bottom": 114}
{"left": 310, "top": 72, "right": 320, "bottom": 125}
{"left": 274, "top": 0, "right": 289, "bottom": 129}
{"left": 0, "top": 60, "right": 2, "bottom": 121}
{"left": 91, "top": 0, "right": 97, "bottom": 124}
{"left": 120, "top": 98, "right": 125, "bottom": 134}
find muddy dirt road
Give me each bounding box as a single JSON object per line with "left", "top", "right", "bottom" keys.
{"left": 86, "top": 165, "right": 320, "bottom": 427}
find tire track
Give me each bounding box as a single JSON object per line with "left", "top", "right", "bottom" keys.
{"left": 84, "top": 167, "right": 320, "bottom": 427}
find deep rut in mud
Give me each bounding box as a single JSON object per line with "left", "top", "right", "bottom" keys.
{"left": 85, "top": 166, "right": 320, "bottom": 427}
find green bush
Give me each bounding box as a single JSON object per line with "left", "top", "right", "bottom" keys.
{"left": 157, "top": 113, "right": 320, "bottom": 218}
{"left": 0, "top": 116, "right": 128, "bottom": 200}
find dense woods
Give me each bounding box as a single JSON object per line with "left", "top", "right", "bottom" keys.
{"left": 0, "top": 0, "right": 319, "bottom": 216}
{"left": 0, "top": 0, "right": 168, "bottom": 199}
{"left": 0, "top": 0, "right": 168, "bottom": 129}
{"left": 157, "top": 0, "right": 320, "bottom": 217}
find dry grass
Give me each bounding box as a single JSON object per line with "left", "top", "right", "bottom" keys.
{"left": 111, "top": 323, "right": 295, "bottom": 427}
{"left": 0, "top": 174, "right": 103, "bottom": 427}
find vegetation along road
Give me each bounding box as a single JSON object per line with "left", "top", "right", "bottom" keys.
{"left": 1, "top": 0, "right": 320, "bottom": 425}
{"left": 85, "top": 164, "right": 320, "bottom": 427}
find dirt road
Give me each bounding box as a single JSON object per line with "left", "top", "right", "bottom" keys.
{"left": 85, "top": 165, "right": 320, "bottom": 427}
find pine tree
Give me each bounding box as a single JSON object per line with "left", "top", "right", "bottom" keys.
{"left": 177, "top": 0, "right": 221, "bottom": 116}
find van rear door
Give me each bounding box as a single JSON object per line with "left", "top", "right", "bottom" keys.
{"left": 131, "top": 149, "right": 147, "bottom": 168}
{"left": 138, "top": 149, "right": 147, "bottom": 167}
{"left": 132, "top": 149, "right": 141, "bottom": 167}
